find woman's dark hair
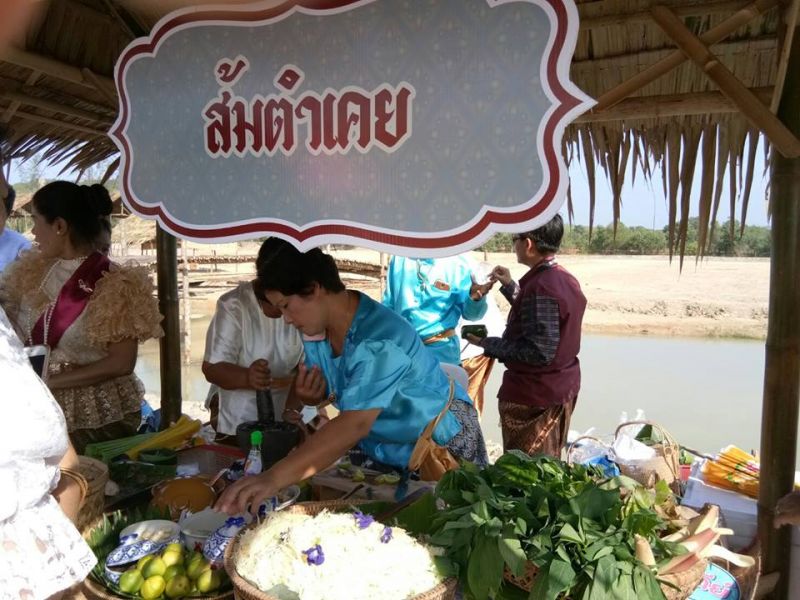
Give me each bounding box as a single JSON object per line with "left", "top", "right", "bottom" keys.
{"left": 33, "top": 181, "right": 113, "bottom": 246}
{"left": 256, "top": 238, "right": 345, "bottom": 296}
{"left": 2, "top": 185, "right": 15, "bottom": 217}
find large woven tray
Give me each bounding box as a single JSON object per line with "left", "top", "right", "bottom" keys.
{"left": 223, "top": 500, "right": 457, "bottom": 600}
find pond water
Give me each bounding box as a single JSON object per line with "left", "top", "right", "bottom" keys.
{"left": 136, "top": 319, "right": 793, "bottom": 459}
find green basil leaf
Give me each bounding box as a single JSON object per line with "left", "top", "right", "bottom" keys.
{"left": 467, "top": 531, "right": 505, "bottom": 599}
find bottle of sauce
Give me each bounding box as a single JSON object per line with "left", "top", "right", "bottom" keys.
{"left": 244, "top": 430, "right": 263, "bottom": 476}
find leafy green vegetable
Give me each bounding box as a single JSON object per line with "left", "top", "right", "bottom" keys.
{"left": 420, "top": 452, "right": 682, "bottom": 600}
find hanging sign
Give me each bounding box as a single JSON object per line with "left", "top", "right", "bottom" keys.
{"left": 111, "top": 0, "right": 593, "bottom": 255}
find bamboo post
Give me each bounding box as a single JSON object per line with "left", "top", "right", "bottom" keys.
{"left": 181, "top": 239, "right": 191, "bottom": 366}
{"left": 651, "top": 5, "right": 800, "bottom": 158}
{"left": 758, "top": 30, "right": 800, "bottom": 600}
{"left": 156, "top": 226, "right": 182, "bottom": 427}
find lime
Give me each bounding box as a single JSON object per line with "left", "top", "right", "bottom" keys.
{"left": 118, "top": 569, "right": 144, "bottom": 594}
{"left": 165, "top": 574, "right": 192, "bottom": 598}
{"left": 136, "top": 554, "right": 155, "bottom": 572}
{"left": 196, "top": 569, "right": 222, "bottom": 593}
{"left": 163, "top": 564, "right": 186, "bottom": 581}
{"left": 140, "top": 575, "right": 166, "bottom": 600}
{"left": 164, "top": 542, "right": 184, "bottom": 555}
{"left": 142, "top": 556, "right": 167, "bottom": 579}
{"left": 161, "top": 550, "right": 183, "bottom": 567}
{"left": 186, "top": 557, "right": 211, "bottom": 580}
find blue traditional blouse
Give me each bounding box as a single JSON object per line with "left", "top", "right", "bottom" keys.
{"left": 302, "top": 293, "right": 469, "bottom": 469}
{"left": 382, "top": 256, "right": 487, "bottom": 365}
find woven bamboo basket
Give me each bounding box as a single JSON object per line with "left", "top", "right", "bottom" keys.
{"left": 503, "top": 558, "right": 707, "bottom": 599}
{"left": 223, "top": 500, "right": 458, "bottom": 600}
{"left": 613, "top": 421, "right": 681, "bottom": 490}
{"left": 77, "top": 455, "right": 109, "bottom": 533}
{"left": 81, "top": 574, "right": 234, "bottom": 600}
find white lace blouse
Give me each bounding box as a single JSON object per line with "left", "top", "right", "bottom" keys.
{"left": 0, "top": 306, "right": 97, "bottom": 599}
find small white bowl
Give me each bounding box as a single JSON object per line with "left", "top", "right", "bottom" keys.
{"left": 179, "top": 508, "right": 230, "bottom": 552}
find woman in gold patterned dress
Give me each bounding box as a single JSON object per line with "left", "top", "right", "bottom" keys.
{"left": 0, "top": 181, "right": 162, "bottom": 453}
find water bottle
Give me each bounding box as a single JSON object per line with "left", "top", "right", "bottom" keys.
{"left": 244, "top": 430, "right": 263, "bottom": 476}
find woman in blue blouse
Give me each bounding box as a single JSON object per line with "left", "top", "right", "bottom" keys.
{"left": 217, "top": 240, "right": 487, "bottom": 513}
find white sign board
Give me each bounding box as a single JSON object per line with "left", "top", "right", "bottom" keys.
{"left": 111, "top": 0, "right": 593, "bottom": 255}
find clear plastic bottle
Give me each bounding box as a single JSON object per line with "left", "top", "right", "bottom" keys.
{"left": 244, "top": 430, "right": 263, "bottom": 476}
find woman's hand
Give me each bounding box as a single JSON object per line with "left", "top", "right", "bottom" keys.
{"left": 215, "top": 471, "right": 279, "bottom": 515}
{"left": 464, "top": 333, "right": 485, "bottom": 346}
{"left": 247, "top": 359, "right": 271, "bottom": 390}
{"left": 469, "top": 281, "right": 494, "bottom": 301}
{"left": 489, "top": 265, "right": 513, "bottom": 286}
{"left": 294, "top": 363, "right": 327, "bottom": 406}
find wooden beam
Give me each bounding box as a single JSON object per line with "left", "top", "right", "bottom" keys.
{"left": 1, "top": 47, "right": 116, "bottom": 99}
{"left": 1, "top": 70, "right": 39, "bottom": 123}
{"left": 652, "top": 4, "right": 800, "bottom": 157}
{"left": 771, "top": 0, "right": 800, "bottom": 112}
{"left": 0, "top": 88, "right": 113, "bottom": 125}
{"left": 580, "top": 0, "right": 768, "bottom": 29}
{"left": 575, "top": 87, "right": 774, "bottom": 122}
{"left": 572, "top": 36, "right": 776, "bottom": 67}
{"left": 12, "top": 109, "right": 107, "bottom": 136}
{"left": 592, "top": 0, "right": 779, "bottom": 112}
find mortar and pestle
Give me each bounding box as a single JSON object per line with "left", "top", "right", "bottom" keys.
{"left": 235, "top": 388, "right": 301, "bottom": 470}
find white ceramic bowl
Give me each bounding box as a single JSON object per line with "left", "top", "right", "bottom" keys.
{"left": 179, "top": 508, "right": 230, "bottom": 552}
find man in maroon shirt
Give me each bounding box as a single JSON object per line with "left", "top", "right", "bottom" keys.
{"left": 466, "top": 214, "right": 586, "bottom": 457}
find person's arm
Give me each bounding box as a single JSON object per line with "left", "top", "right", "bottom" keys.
{"left": 52, "top": 440, "right": 83, "bottom": 524}
{"left": 480, "top": 294, "right": 561, "bottom": 365}
{"left": 202, "top": 359, "right": 270, "bottom": 391}
{"left": 47, "top": 338, "right": 137, "bottom": 389}
{"left": 215, "top": 407, "right": 381, "bottom": 514}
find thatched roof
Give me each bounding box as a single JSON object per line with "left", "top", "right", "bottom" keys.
{"left": 0, "top": 0, "right": 796, "bottom": 261}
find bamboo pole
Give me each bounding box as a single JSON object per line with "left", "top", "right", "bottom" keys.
{"left": 12, "top": 109, "right": 106, "bottom": 135}
{"left": 758, "top": 31, "right": 800, "bottom": 600}
{"left": 181, "top": 239, "right": 191, "bottom": 366}
{"left": 590, "top": 0, "right": 778, "bottom": 113}
{"left": 2, "top": 47, "right": 116, "bottom": 96}
{"left": 651, "top": 5, "right": 800, "bottom": 158}
{"left": 575, "top": 87, "right": 773, "bottom": 123}
{"left": 580, "top": 0, "right": 764, "bottom": 28}
{"left": 156, "top": 226, "right": 182, "bottom": 427}
{"left": 0, "top": 88, "right": 113, "bottom": 125}
{"left": 770, "top": 0, "right": 800, "bottom": 112}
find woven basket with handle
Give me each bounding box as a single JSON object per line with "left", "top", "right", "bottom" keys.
{"left": 224, "top": 500, "right": 457, "bottom": 600}
{"left": 613, "top": 421, "right": 681, "bottom": 490}
{"left": 77, "top": 455, "right": 109, "bottom": 534}
{"left": 503, "top": 558, "right": 707, "bottom": 600}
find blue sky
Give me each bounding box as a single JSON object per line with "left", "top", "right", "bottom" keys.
{"left": 8, "top": 151, "right": 771, "bottom": 229}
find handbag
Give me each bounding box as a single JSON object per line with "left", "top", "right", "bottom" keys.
{"left": 408, "top": 380, "right": 460, "bottom": 481}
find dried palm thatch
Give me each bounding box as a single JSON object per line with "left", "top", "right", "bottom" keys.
{"left": 0, "top": 0, "right": 797, "bottom": 262}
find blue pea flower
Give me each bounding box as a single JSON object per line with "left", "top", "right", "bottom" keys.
{"left": 302, "top": 544, "right": 325, "bottom": 566}
{"left": 353, "top": 510, "right": 374, "bottom": 529}
{"left": 380, "top": 527, "right": 393, "bottom": 544}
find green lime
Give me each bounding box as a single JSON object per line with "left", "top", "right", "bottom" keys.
{"left": 196, "top": 569, "right": 222, "bottom": 593}
{"left": 140, "top": 575, "right": 166, "bottom": 600}
{"left": 161, "top": 550, "right": 183, "bottom": 567}
{"left": 163, "top": 564, "right": 186, "bottom": 581}
{"left": 136, "top": 555, "right": 155, "bottom": 572}
{"left": 142, "top": 556, "right": 167, "bottom": 579}
{"left": 118, "top": 569, "right": 144, "bottom": 594}
{"left": 164, "top": 542, "right": 184, "bottom": 554}
{"left": 186, "top": 557, "right": 211, "bottom": 580}
{"left": 165, "top": 574, "right": 192, "bottom": 598}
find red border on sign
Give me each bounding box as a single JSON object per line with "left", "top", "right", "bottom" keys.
{"left": 111, "top": 0, "right": 587, "bottom": 249}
